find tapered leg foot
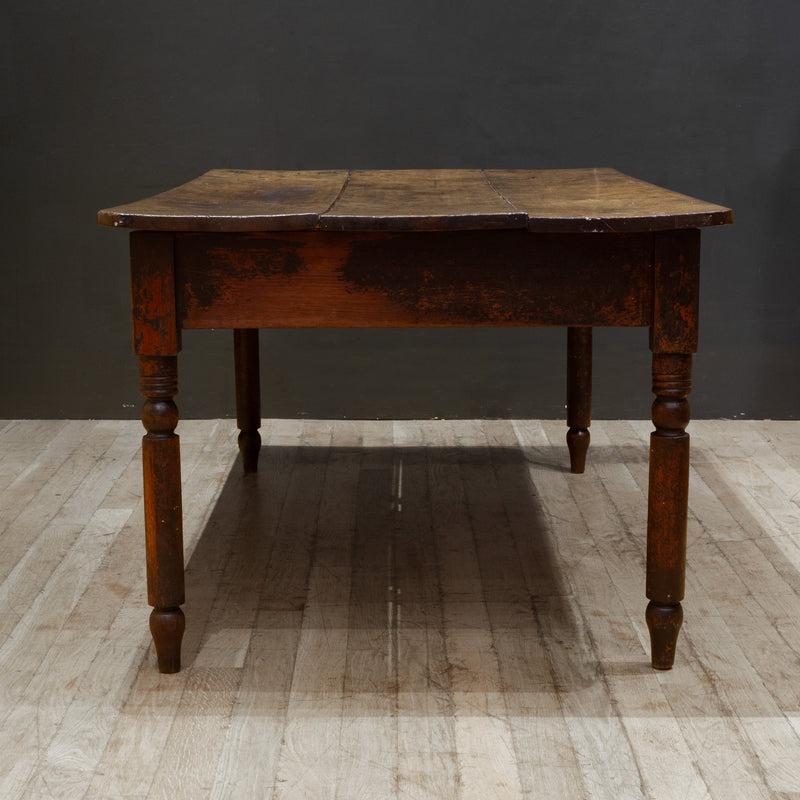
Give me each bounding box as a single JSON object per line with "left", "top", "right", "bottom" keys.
{"left": 566, "top": 428, "right": 590, "bottom": 474}
{"left": 234, "top": 329, "right": 261, "bottom": 474}
{"left": 646, "top": 601, "right": 683, "bottom": 670}
{"left": 566, "top": 327, "right": 592, "bottom": 474}
{"left": 150, "top": 607, "right": 186, "bottom": 674}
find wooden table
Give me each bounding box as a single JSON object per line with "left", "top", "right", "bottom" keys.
{"left": 98, "top": 168, "right": 732, "bottom": 674}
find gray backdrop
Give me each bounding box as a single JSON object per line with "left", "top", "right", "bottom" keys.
{"left": 2, "top": 1, "right": 798, "bottom": 420}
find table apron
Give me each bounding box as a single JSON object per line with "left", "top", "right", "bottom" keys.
{"left": 170, "top": 230, "right": 656, "bottom": 330}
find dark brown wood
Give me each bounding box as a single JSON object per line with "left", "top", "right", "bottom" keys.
{"left": 233, "top": 328, "right": 261, "bottom": 473}
{"left": 566, "top": 327, "right": 592, "bottom": 474}
{"left": 99, "top": 168, "right": 733, "bottom": 234}
{"left": 643, "top": 227, "right": 701, "bottom": 668}
{"left": 485, "top": 168, "right": 732, "bottom": 232}
{"left": 99, "top": 170, "right": 349, "bottom": 232}
{"left": 646, "top": 600, "right": 684, "bottom": 671}
{"left": 139, "top": 355, "right": 185, "bottom": 674}
{"left": 646, "top": 352, "right": 692, "bottom": 669}
{"left": 149, "top": 607, "right": 185, "bottom": 675}
{"left": 130, "top": 231, "right": 180, "bottom": 356}
{"left": 174, "top": 231, "right": 654, "bottom": 329}
{"left": 100, "top": 168, "right": 733, "bottom": 674}
{"left": 319, "top": 169, "right": 526, "bottom": 231}
{"left": 652, "top": 228, "right": 701, "bottom": 353}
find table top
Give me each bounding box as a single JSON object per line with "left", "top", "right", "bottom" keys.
{"left": 98, "top": 168, "right": 732, "bottom": 234}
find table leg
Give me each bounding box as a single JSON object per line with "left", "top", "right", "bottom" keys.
{"left": 646, "top": 352, "right": 691, "bottom": 669}
{"left": 140, "top": 355, "right": 185, "bottom": 674}
{"left": 234, "top": 328, "right": 262, "bottom": 473}
{"left": 566, "top": 326, "right": 592, "bottom": 474}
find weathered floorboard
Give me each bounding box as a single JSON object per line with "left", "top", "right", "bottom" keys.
{"left": 0, "top": 419, "right": 798, "bottom": 799}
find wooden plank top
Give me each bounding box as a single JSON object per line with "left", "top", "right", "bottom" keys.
{"left": 98, "top": 168, "right": 732, "bottom": 233}
{"left": 97, "top": 169, "right": 349, "bottom": 232}
{"left": 485, "top": 169, "right": 732, "bottom": 232}
{"left": 319, "top": 169, "right": 527, "bottom": 231}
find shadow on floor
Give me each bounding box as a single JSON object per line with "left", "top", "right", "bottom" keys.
{"left": 179, "top": 442, "right": 597, "bottom": 695}
{"left": 173, "top": 435, "right": 800, "bottom": 717}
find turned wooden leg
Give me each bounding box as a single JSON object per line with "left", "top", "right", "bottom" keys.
{"left": 234, "top": 328, "right": 261, "bottom": 473}
{"left": 646, "top": 353, "right": 691, "bottom": 669}
{"left": 140, "top": 355, "right": 185, "bottom": 674}
{"left": 566, "top": 326, "right": 592, "bottom": 474}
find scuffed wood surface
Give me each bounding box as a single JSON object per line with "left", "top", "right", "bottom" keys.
{"left": 97, "top": 170, "right": 349, "bottom": 232}
{"left": 485, "top": 168, "right": 732, "bottom": 232}
{"left": 99, "top": 168, "right": 732, "bottom": 233}
{"left": 319, "top": 169, "right": 526, "bottom": 231}
{"left": 174, "top": 231, "right": 654, "bottom": 329}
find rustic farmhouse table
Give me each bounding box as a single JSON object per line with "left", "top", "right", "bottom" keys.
{"left": 98, "top": 168, "right": 732, "bottom": 674}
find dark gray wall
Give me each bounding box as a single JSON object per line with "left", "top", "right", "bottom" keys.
{"left": 2, "top": 1, "right": 798, "bottom": 420}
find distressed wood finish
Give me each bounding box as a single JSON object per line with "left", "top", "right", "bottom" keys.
{"left": 652, "top": 228, "right": 702, "bottom": 353}
{"left": 98, "top": 169, "right": 732, "bottom": 674}
{"left": 130, "top": 231, "right": 185, "bottom": 673}
{"left": 174, "top": 231, "right": 654, "bottom": 329}
{"left": 319, "top": 168, "right": 526, "bottom": 231}
{"left": 129, "top": 231, "right": 179, "bottom": 355}
{"left": 566, "top": 327, "right": 592, "bottom": 474}
{"left": 99, "top": 169, "right": 349, "bottom": 232}
{"left": 100, "top": 168, "right": 733, "bottom": 233}
{"left": 644, "top": 229, "right": 701, "bottom": 668}
{"left": 139, "top": 355, "right": 185, "bottom": 674}
{"left": 485, "top": 168, "right": 732, "bottom": 232}
{"left": 233, "top": 329, "right": 261, "bottom": 473}
{"left": 646, "top": 353, "right": 692, "bottom": 668}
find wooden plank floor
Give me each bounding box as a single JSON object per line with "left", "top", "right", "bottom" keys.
{"left": 1, "top": 418, "right": 799, "bottom": 800}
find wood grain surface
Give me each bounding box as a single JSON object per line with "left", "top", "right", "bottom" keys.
{"left": 318, "top": 169, "right": 526, "bottom": 231}
{"left": 98, "top": 169, "right": 732, "bottom": 233}
{"left": 173, "top": 231, "right": 654, "bottom": 329}
{"left": 485, "top": 168, "right": 732, "bottom": 232}
{"left": 2, "top": 419, "right": 799, "bottom": 798}
{"left": 98, "top": 170, "right": 349, "bottom": 232}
